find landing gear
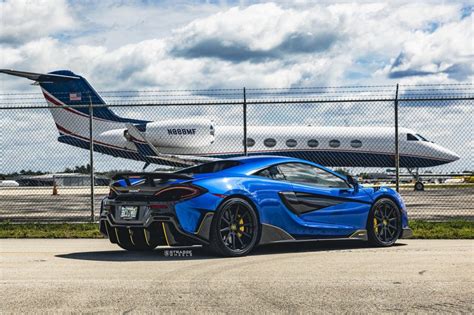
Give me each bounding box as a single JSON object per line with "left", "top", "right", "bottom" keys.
{"left": 414, "top": 181, "right": 424, "bottom": 191}
{"left": 407, "top": 168, "right": 424, "bottom": 191}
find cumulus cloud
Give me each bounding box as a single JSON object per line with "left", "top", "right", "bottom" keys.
{"left": 387, "top": 15, "right": 473, "bottom": 80}
{"left": 0, "top": 0, "right": 472, "bottom": 172}
{"left": 1, "top": 1, "right": 472, "bottom": 91}
{"left": 171, "top": 3, "right": 343, "bottom": 62}
{"left": 0, "top": 0, "right": 74, "bottom": 45}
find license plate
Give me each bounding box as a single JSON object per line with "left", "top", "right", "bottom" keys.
{"left": 120, "top": 206, "right": 139, "bottom": 220}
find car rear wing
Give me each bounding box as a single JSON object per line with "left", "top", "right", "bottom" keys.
{"left": 112, "top": 172, "right": 193, "bottom": 186}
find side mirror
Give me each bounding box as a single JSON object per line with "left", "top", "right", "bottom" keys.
{"left": 346, "top": 175, "right": 359, "bottom": 192}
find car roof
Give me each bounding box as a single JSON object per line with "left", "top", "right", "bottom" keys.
{"left": 219, "top": 155, "right": 343, "bottom": 178}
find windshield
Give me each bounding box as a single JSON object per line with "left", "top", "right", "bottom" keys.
{"left": 416, "top": 134, "right": 429, "bottom": 141}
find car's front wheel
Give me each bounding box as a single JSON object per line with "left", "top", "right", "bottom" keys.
{"left": 367, "top": 198, "right": 402, "bottom": 247}
{"left": 209, "top": 198, "right": 259, "bottom": 257}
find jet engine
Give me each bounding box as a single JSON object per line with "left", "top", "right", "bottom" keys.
{"left": 140, "top": 119, "right": 215, "bottom": 148}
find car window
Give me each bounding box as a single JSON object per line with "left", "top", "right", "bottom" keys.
{"left": 255, "top": 165, "right": 286, "bottom": 180}
{"left": 176, "top": 161, "right": 241, "bottom": 174}
{"left": 277, "top": 163, "right": 349, "bottom": 188}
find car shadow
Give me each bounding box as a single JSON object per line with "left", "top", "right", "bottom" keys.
{"left": 56, "top": 241, "right": 407, "bottom": 262}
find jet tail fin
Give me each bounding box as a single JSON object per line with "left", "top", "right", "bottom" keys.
{"left": 0, "top": 69, "right": 146, "bottom": 124}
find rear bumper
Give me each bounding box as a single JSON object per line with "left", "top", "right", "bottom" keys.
{"left": 99, "top": 198, "right": 213, "bottom": 246}
{"left": 401, "top": 228, "right": 413, "bottom": 239}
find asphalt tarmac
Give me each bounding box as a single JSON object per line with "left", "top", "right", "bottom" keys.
{"left": 0, "top": 186, "right": 473, "bottom": 222}
{"left": 1, "top": 239, "right": 472, "bottom": 313}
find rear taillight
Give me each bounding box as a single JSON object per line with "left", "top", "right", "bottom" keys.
{"left": 108, "top": 187, "right": 117, "bottom": 199}
{"left": 154, "top": 185, "right": 205, "bottom": 202}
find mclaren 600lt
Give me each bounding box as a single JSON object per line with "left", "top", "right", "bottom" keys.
{"left": 99, "top": 156, "right": 412, "bottom": 256}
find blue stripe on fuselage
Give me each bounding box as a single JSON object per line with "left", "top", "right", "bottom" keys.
{"left": 57, "top": 135, "right": 184, "bottom": 166}
{"left": 203, "top": 150, "right": 450, "bottom": 168}
{"left": 57, "top": 134, "right": 448, "bottom": 168}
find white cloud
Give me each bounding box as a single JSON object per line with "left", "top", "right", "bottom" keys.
{"left": 0, "top": 0, "right": 74, "bottom": 45}
{"left": 1, "top": 1, "right": 472, "bottom": 91}
{"left": 0, "top": 0, "right": 472, "bottom": 172}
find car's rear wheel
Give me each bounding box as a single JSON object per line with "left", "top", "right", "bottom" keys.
{"left": 209, "top": 198, "right": 259, "bottom": 257}
{"left": 115, "top": 227, "right": 158, "bottom": 251}
{"left": 367, "top": 198, "right": 402, "bottom": 247}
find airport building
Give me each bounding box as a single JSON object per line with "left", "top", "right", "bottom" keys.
{"left": 15, "top": 173, "right": 110, "bottom": 186}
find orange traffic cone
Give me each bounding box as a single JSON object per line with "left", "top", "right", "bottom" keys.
{"left": 52, "top": 178, "right": 58, "bottom": 196}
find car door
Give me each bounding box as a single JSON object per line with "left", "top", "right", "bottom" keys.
{"left": 276, "top": 163, "right": 372, "bottom": 236}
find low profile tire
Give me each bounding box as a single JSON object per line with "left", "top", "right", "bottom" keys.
{"left": 208, "top": 198, "right": 259, "bottom": 257}
{"left": 115, "top": 227, "right": 158, "bottom": 251}
{"left": 367, "top": 198, "right": 402, "bottom": 247}
{"left": 414, "top": 181, "right": 424, "bottom": 191}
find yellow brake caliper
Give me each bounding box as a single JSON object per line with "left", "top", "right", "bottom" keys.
{"left": 374, "top": 217, "right": 378, "bottom": 233}
{"left": 237, "top": 216, "right": 244, "bottom": 238}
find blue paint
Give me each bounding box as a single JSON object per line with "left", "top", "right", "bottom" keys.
{"left": 142, "top": 156, "right": 411, "bottom": 237}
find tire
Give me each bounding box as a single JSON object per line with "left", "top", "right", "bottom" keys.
{"left": 414, "top": 181, "right": 424, "bottom": 191}
{"left": 367, "top": 198, "right": 402, "bottom": 247}
{"left": 115, "top": 227, "right": 158, "bottom": 251}
{"left": 208, "top": 198, "right": 260, "bottom": 257}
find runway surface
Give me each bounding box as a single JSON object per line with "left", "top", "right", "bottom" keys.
{"left": 1, "top": 186, "right": 473, "bottom": 221}
{"left": 1, "top": 239, "right": 472, "bottom": 313}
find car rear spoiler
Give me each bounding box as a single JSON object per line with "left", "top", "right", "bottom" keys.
{"left": 112, "top": 172, "right": 193, "bottom": 186}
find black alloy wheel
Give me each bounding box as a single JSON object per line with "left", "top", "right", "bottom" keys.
{"left": 367, "top": 198, "right": 402, "bottom": 247}
{"left": 209, "top": 198, "right": 259, "bottom": 257}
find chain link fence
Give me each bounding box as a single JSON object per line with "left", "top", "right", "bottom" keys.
{"left": 0, "top": 84, "right": 472, "bottom": 222}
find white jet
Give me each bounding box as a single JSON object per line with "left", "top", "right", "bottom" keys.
{"left": 0, "top": 69, "right": 460, "bottom": 190}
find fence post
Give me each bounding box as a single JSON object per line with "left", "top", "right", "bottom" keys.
{"left": 243, "top": 87, "right": 247, "bottom": 156}
{"left": 89, "top": 95, "right": 95, "bottom": 222}
{"left": 394, "top": 84, "right": 400, "bottom": 192}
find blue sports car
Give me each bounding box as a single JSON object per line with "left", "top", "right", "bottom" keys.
{"left": 99, "top": 156, "right": 412, "bottom": 256}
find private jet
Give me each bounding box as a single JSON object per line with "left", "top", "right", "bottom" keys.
{"left": 0, "top": 69, "right": 460, "bottom": 190}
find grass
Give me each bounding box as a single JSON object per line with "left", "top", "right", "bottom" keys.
{"left": 0, "top": 222, "right": 102, "bottom": 238}
{"left": 410, "top": 220, "right": 474, "bottom": 239}
{"left": 0, "top": 220, "right": 472, "bottom": 239}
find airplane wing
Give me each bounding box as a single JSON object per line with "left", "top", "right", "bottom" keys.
{"left": 125, "top": 123, "right": 220, "bottom": 166}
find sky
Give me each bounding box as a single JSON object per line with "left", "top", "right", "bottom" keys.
{"left": 0, "top": 0, "right": 472, "bottom": 173}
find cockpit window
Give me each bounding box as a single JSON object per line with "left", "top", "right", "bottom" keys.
{"left": 416, "top": 134, "right": 429, "bottom": 141}
{"left": 407, "top": 133, "right": 418, "bottom": 141}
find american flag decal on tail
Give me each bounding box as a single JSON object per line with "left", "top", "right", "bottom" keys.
{"left": 69, "top": 92, "right": 81, "bottom": 101}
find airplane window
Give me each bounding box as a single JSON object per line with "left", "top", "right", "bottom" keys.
{"left": 329, "top": 140, "right": 341, "bottom": 148}
{"left": 264, "top": 138, "right": 277, "bottom": 147}
{"left": 350, "top": 140, "right": 362, "bottom": 148}
{"left": 286, "top": 139, "right": 297, "bottom": 147}
{"left": 277, "top": 163, "right": 349, "bottom": 188}
{"left": 416, "top": 134, "right": 428, "bottom": 141}
{"left": 307, "top": 139, "right": 319, "bottom": 147}
{"left": 244, "top": 138, "right": 255, "bottom": 147}
{"left": 407, "top": 134, "right": 418, "bottom": 141}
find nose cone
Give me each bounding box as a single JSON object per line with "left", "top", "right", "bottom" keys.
{"left": 436, "top": 145, "right": 460, "bottom": 162}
